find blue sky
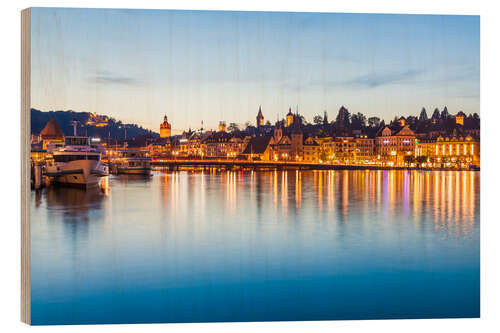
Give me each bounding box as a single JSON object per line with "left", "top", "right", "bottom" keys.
{"left": 31, "top": 8, "right": 479, "bottom": 133}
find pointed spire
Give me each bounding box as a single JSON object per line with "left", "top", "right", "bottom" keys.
{"left": 257, "top": 105, "right": 263, "bottom": 118}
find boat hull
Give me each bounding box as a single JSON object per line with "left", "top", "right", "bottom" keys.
{"left": 117, "top": 166, "right": 152, "bottom": 175}
{"left": 46, "top": 160, "right": 108, "bottom": 188}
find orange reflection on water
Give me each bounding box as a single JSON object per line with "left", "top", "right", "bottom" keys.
{"left": 281, "top": 171, "right": 288, "bottom": 214}
{"left": 295, "top": 170, "right": 302, "bottom": 209}
{"left": 155, "top": 169, "right": 478, "bottom": 239}
{"left": 342, "top": 171, "right": 349, "bottom": 218}
{"left": 327, "top": 170, "right": 335, "bottom": 211}
{"left": 318, "top": 171, "right": 323, "bottom": 211}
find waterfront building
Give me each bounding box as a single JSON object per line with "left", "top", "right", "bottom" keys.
{"left": 334, "top": 137, "right": 357, "bottom": 163}
{"left": 270, "top": 136, "right": 292, "bottom": 160}
{"left": 354, "top": 135, "right": 375, "bottom": 161}
{"left": 147, "top": 137, "right": 173, "bottom": 157}
{"left": 40, "top": 117, "right": 65, "bottom": 151}
{"left": 316, "top": 137, "right": 335, "bottom": 162}
{"left": 202, "top": 131, "right": 233, "bottom": 158}
{"left": 241, "top": 136, "right": 273, "bottom": 161}
{"left": 160, "top": 115, "right": 172, "bottom": 138}
{"left": 187, "top": 132, "right": 203, "bottom": 157}
{"left": 303, "top": 136, "right": 320, "bottom": 162}
{"left": 414, "top": 138, "right": 434, "bottom": 160}
{"left": 376, "top": 125, "right": 416, "bottom": 166}
{"left": 269, "top": 122, "right": 292, "bottom": 160}
{"left": 177, "top": 136, "right": 189, "bottom": 156}
{"left": 316, "top": 134, "right": 375, "bottom": 163}
{"left": 30, "top": 148, "right": 48, "bottom": 166}
{"left": 227, "top": 134, "right": 250, "bottom": 158}
{"left": 415, "top": 134, "right": 480, "bottom": 168}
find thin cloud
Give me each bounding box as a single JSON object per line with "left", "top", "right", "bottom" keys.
{"left": 88, "top": 70, "right": 140, "bottom": 86}
{"left": 344, "top": 69, "right": 425, "bottom": 88}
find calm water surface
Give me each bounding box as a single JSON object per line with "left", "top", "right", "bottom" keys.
{"left": 30, "top": 170, "right": 480, "bottom": 324}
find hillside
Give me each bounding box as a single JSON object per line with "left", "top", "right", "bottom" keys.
{"left": 31, "top": 109, "right": 159, "bottom": 141}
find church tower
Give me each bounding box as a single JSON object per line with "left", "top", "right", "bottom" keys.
{"left": 456, "top": 111, "right": 466, "bottom": 126}
{"left": 160, "top": 115, "right": 172, "bottom": 138}
{"left": 286, "top": 107, "right": 294, "bottom": 127}
{"left": 273, "top": 121, "right": 283, "bottom": 143}
{"left": 218, "top": 121, "right": 227, "bottom": 132}
{"left": 256, "top": 106, "right": 264, "bottom": 127}
{"left": 290, "top": 115, "right": 303, "bottom": 160}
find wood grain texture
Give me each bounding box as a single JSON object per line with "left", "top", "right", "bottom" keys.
{"left": 21, "top": 7, "right": 31, "bottom": 325}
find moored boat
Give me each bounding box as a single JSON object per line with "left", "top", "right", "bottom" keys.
{"left": 46, "top": 136, "right": 108, "bottom": 188}
{"left": 112, "top": 149, "right": 152, "bottom": 175}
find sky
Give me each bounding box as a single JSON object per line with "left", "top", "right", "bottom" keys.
{"left": 30, "top": 8, "right": 480, "bottom": 133}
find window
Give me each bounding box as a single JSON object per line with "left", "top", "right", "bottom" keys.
{"left": 54, "top": 154, "right": 100, "bottom": 162}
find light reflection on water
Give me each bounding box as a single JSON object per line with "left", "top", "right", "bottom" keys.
{"left": 30, "top": 170, "right": 479, "bottom": 324}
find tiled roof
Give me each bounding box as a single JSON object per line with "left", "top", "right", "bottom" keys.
{"left": 40, "top": 118, "right": 64, "bottom": 139}
{"left": 241, "top": 136, "right": 272, "bottom": 154}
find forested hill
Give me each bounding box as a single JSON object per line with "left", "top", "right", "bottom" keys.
{"left": 31, "top": 109, "right": 159, "bottom": 141}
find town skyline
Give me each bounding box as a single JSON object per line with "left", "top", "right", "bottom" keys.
{"left": 31, "top": 8, "right": 479, "bottom": 132}
{"left": 33, "top": 103, "right": 480, "bottom": 169}
{"left": 32, "top": 104, "right": 479, "bottom": 135}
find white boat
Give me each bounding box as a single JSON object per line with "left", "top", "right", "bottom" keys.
{"left": 113, "top": 149, "right": 152, "bottom": 175}
{"left": 46, "top": 136, "right": 109, "bottom": 188}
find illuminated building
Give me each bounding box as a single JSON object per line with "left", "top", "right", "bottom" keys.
{"left": 39, "top": 117, "right": 65, "bottom": 151}
{"left": 201, "top": 131, "right": 233, "bottom": 157}
{"left": 228, "top": 135, "right": 250, "bottom": 157}
{"left": 241, "top": 136, "right": 273, "bottom": 160}
{"left": 376, "top": 125, "right": 416, "bottom": 165}
{"left": 147, "top": 137, "right": 173, "bottom": 157}
{"left": 30, "top": 148, "right": 48, "bottom": 165}
{"left": 218, "top": 121, "right": 227, "bottom": 132}
{"left": 398, "top": 117, "right": 406, "bottom": 127}
{"left": 160, "top": 115, "right": 172, "bottom": 138}
{"left": 286, "top": 108, "right": 294, "bottom": 127}
{"left": 187, "top": 133, "right": 203, "bottom": 157}
{"left": 317, "top": 134, "right": 374, "bottom": 163}
{"left": 416, "top": 134, "right": 480, "bottom": 168}
{"left": 268, "top": 121, "right": 293, "bottom": 161}
{"left": 86, "top": 111, "right": 109, "bottom": 127}
{"left": 333, "top": 137, "right": 357, "bottom": 162}
{"left": 354, "top": 135, "right": 375, "bottom": 161}
{"left": 455, "top": 111, "right": 466, "bottom": 126}
{"left": 303, "top": 136, "right": 320, "bottom": 162}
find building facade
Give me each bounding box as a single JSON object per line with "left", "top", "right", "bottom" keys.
{"left": 415, "top": 134, "right": 480, "bottom": 168}
{"left": 376, "top": 125, "right": 416, "bottom": 166}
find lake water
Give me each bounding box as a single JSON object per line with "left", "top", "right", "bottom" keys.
{"left": 30, "top": 170, "right": 480, "bottom": 324}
